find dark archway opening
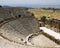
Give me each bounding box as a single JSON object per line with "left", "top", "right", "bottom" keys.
{"left": 18, "top": 15, "right": 21, "bottom": 18}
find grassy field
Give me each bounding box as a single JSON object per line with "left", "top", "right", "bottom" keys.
{"left": 28, "top": 9, "right": 60, "bottom": 20}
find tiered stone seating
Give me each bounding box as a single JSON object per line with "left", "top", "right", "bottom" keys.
{"left": 0, "top": 7, "right": 39, "bottom": 44}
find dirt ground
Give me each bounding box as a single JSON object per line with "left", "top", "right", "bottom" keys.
{"left": 30, "top": 34, "right": 58, "bottom": 47}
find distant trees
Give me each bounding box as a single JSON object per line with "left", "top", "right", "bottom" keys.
{"left": 42, "top": 8, "right": 60, "bottom": 11}
{"left": 25, "top": 8, "right": 28, "bottom": 10}
{"left": 0, "top": 5, "right": 2, "bottom": 7}
{"left": 42, "top": 8, "right": 60, "bottom": 12}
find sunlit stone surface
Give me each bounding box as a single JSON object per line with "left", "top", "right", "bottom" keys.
{"left": 30, "top": 34, "right": 58, "bottom": 47}
{"left": 0, "top": 7, "right": 60, "bottom": 48}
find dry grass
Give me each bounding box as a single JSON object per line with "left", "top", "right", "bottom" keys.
{"left": 28, "top": 9, "right": 60, "bottom": 20}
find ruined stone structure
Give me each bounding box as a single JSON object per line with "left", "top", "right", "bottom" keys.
{"left": 45, "top": 18, "right": 60, "bottom": 32}
{"left": 0, "top": 7, "right": 60, "bottom": 48}
{"left": 40, "top": 16, "right": 60, "bottom": 32}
